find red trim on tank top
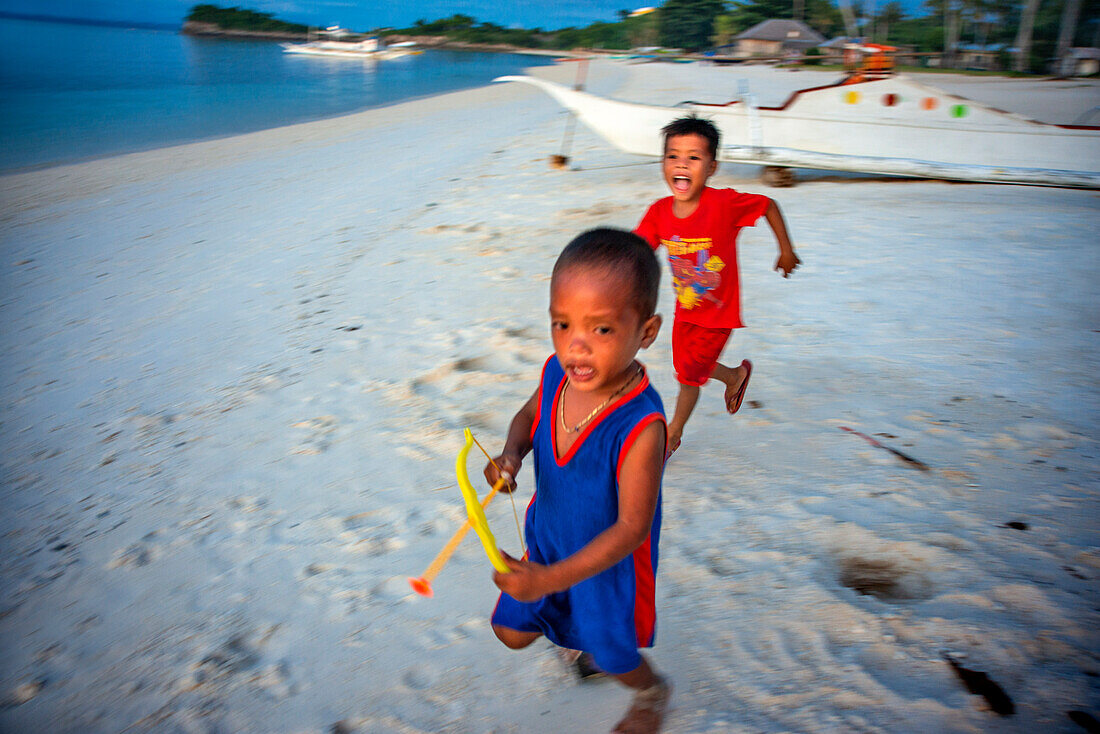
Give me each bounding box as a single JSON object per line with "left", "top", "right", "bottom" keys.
{"left": 552, "top": 363, "right": 651, "bottom": 466}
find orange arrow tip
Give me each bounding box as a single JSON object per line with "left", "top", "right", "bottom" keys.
{"left": 408, "top": 577, "right": 434, "bottom": 597}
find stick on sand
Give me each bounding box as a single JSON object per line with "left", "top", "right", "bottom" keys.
{"left": 840, "top": 426, "right": 930, "bottom": 471}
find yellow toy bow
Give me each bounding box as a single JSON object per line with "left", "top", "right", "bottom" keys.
{"left": 409, "top": 428, "right": 520, "bottom": 597}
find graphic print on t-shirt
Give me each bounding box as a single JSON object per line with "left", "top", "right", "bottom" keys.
{"left": 663, "top": 235, "right": 726, "bottom": 310}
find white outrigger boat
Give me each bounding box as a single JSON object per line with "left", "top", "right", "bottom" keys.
{"left": 282, "top": 36, "right": 419, "bottom": 60}
{"left": 493, "top": 72, "right": 1100, "bottom": 188}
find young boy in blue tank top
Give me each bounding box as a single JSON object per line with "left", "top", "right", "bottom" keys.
{"left": 483, "top": 228, "right": 671, "bottom": 733}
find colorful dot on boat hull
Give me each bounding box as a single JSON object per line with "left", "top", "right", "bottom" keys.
{"left": 951, "top": 104, "right": 969, "bottom": 118}
{"left": 845, "top": 90, "right": 861, "bottom": 104}
{"left": 921, "top": 97, "right": 938, "bottom": 110}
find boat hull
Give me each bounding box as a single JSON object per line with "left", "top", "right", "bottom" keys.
{"left": 493, "top": 74, "right": 1100, "bottom": 188}
{"left": 282, "top": 42, "right": 417, "bottom": 60}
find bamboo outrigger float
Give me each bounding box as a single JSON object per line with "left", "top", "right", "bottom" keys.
{"left": 493, "top": 72, "right": 1100, "bottom": 188}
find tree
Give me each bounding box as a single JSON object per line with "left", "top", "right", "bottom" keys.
{"left": 1054, "top": 0, "right": 1084, "bottom": 73}
{"left": 625, "top": 9, "right": 660, "bottom": 47}
{"left": 944, "top": 0, "right": 960, "bottom": 66}
{"left": 924, "top": 0, "right": 962, "bottom": 65}
{"left": 806, "top": 0, "right": 845, "bottom": 36}
{"left": 186, "top": 4, "right": 308, "bottom": 33}
{"left": 659, "top": 0, "right": 726, "bottom": 50}
{"left": 728, "top": 0, "right": 794, "bottom": 30}
{"left": 876, "top": 0, "right": 905, "bottom": 41}
{"left": 1013, "top": 0, "right": 1041, "bottom": 71}
{"left": 712, "top": 13, "right": 740, "bottom": 47}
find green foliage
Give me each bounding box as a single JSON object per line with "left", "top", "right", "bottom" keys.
{"left": 891, "top": 17, "right": 943, "bottom": 50}
{"left": 1026, "top": 0, "right": 1100, "bottom": 70}
{"left": 712, "top": 13, "right": 739, "bottom": 46}
{"left": 623, "top": 10, "right": 660, "bottom": 48}
{"left": 805, "top": 0, "right": 844, "bottom": 37}
{"left": 189, "top": 0, "right": 1100, "bottom": 72}
{"left": 873, "top": 0, "right": 905, "bottom": 41}
{"left": 186, "top": 4, "right": 308, "bottom": 33}
{"left": 402, "top": 15, "right": 540, "bottom": 45}
{"left": 555, "top": 21, "right": 632, "bottom": 50}
{"left": 803, "top": 46, "right": 823, "bottom": 63}
{"left": 390, "top": 12, "right": 633, "bottom": 49}
{"left": 727, "top": 0, "right": 792, "bottom": 31}
{"left": 408, "top": 14, "right": 478, "bottom": 34}
{"left": 659, "top": 0, "right": 726, "bottom": 50}
{"left": 723, "top": 0, "right": 840, "bottom": 41}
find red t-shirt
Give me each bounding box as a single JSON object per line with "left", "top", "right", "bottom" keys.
{"left": 635, "top": 187, "right": 769, "bottom": 329}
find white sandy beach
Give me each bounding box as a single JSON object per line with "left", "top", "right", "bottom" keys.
{"left": 1, "top": 59, "right": 1098, "bottom": 733}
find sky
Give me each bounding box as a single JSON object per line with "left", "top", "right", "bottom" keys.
{"left": 0, "top": 0, "right": 643, "bottom": 30}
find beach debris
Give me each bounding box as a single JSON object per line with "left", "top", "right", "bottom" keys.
{"left": 1002, "top": 521, "right": 1029, "bottom": 531}
{"left": 943, "top": 655, "right": 1015, "bottom": 716}
{"left": 1068, "top": 710, "right": 1100, "bottom": 732}
{"left": 1, "top": 679, "right": 45, "bottom": 709}
{"left": 761, "top": 165, "right": 796, "bottom": 187}
{"left": 839, "top": 426, "right": 930, "bottom": 471}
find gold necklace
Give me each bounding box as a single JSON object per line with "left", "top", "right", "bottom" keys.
{"left": 559, "top": 364, "right": 642, "bottom": 434}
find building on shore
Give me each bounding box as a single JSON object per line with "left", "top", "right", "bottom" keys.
{"left": 729, "top": 19, "right": 826, "bottom": 59}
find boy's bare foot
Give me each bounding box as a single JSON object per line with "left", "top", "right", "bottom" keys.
{"left": 724, "top": 359, "right": 752, "bottom": 414}
{"left": 557, "top": 648, "right": 605, "bottom": 680}
{"left": 611, "top": 676, "right": 671, "bottom": 733}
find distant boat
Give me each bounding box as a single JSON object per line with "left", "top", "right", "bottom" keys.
{"left": 493, "top": 73, "right": 1100, "bottom": 188}
{"left": 282, "top": 36, "right": 420, "bottom": 60}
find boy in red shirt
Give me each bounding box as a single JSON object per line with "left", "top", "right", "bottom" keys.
{"left": 634, "top": 116, "right": 800, "bottom": 456}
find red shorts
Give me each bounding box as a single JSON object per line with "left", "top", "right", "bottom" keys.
{"left": 672, "top": 320, "right": 732, "bottom": 386}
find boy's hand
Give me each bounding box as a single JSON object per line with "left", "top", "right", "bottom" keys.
{"left": 775, "top": 250, "right": 801, "bottom": 278}
{"left": 493, "top": 551, "right": 557, "bottom": 602}
{"left": 484, "top": 454, "right": 521, "bottom": 494}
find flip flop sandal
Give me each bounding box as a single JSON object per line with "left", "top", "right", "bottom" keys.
{"left": 726, "top": 359, "right": 752, "bottom": 414}
{"left": 664, "top": 436, "right": 681, "bottom": 462}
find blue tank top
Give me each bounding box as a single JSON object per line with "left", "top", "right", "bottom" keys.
{"left": 519, "top": 355, "right": 666, "bottom": 667}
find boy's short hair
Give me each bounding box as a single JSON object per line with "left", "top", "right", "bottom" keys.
{"left": 662, "top": 115, "right": 720, "bottom": 159}
{"left": 553, "top": 228, "right": 660, "bottom": 319}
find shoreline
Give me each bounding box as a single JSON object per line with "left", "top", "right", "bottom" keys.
{"left": 180, "top": 24, "right": 592, "bottom": 58}
{"left": 6, "top": 56, "right": 1096, "bottom": 177}
{"left": 0, "top": 51, "right": 563, "bottom": 177}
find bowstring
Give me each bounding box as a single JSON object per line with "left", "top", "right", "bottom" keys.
{"left": 470, "top": 432, "right": 526, "bottom": 553}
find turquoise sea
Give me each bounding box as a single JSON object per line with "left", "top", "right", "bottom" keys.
{"left": 0, "top": 16, "right": 554, "bottom": 172}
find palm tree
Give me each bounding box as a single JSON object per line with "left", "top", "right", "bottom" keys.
{"left": 944, "top": 0, "right": 962, "bottom": 66}
{"left": 1054, "top": 0, "right": 1084, "bottom": 74}
{"left": 876, "top": 1, "right": 905, "bottom": 42}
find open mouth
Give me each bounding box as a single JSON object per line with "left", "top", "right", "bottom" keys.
{"left": 672, "top": 175, "right": 691, "bottom": 193}
{"left": 569, "top": 365, "right": 595, "bottom": 382}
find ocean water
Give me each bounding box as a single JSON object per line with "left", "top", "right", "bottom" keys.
{"left": 0, "top": 17, "right": 554, "bottom": 172}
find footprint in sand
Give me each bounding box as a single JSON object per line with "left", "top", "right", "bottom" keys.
{"left": 559, "top": 202, "right": 629, "bottom": 219}
{"left": 185, "top": 625, "right": 293, "bottom": 698}
{"left": 292, "top": 415, "right": 338, "bottom": 455}
{"left": 392, "top": 328, "right": 547, "bottom": 455}
{"left": 371, "top": 576, "right": 415, "bottom": 602}
{"left": 107, "top": 542, "right": 156, "bottom": 569}
{"left": 340, "top": 506, "right": 406, "bottom": 548}
{"left": 837, "top": 555, "right": 933, "bottom": 601}
{"left": 401, "top": 667, "right": 438, "bottom": 691}
{"left": 824, "top": 525, "right": 937, "bottom": 601}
